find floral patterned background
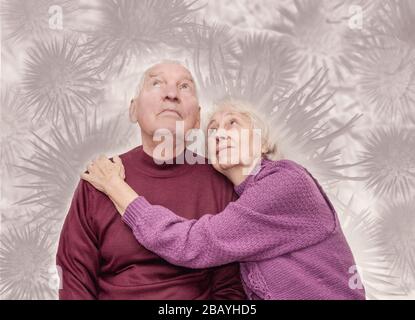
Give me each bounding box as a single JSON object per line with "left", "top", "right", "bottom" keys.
{"left": 0, "top": 0, "right": 414, "bottom": 299}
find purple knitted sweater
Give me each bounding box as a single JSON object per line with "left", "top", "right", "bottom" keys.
{"left": 122, "top": 159, "right": 366, "bottom": 300}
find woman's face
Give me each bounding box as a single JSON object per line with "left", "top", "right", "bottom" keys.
{"left": 207, "top": 107, "right": 262, "bottom": 173}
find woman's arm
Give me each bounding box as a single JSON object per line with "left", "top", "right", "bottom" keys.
{"left": 120, "top": 167, "right": 335, "bottom": 269}
{"left": 105, "top": 178, "right": 139, "bottom": 215}
{"left": 81, "top": 156, "right": 335, "bottom": 269}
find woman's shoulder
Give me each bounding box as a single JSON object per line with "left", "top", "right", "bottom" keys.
{"left": 255, "top": 158, "right": 307, "bottom": 182}
{"left": 252, "top": 159, "right": 327, "bottom": 204}
{"left": 235, "top": 158, "right": 311, "bottom": 197}
{"left": 258, "top": 159, "right": 337, "bottom": 220}
{"left": 257, "top": 159, "right": 324, "bottom": 200}
{"left": 235, "top": 159, "right": 321, "bottom": 216}
{"left": 234, "top": 158, "right": 305, "bottom": 196}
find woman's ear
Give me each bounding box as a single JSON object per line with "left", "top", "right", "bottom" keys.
{"left": 129, "top": 98, "right": 138, "bottom": 123}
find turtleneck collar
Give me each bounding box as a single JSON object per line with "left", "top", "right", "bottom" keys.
{"left": 132, "top": 145, "right": 200, "bottom": 177}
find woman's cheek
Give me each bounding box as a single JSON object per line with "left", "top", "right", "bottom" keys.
{"left": 207, "top": 143, "right": 217, "bottom": 164}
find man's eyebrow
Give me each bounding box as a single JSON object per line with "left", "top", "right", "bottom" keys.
{"left": 146, "top": 73, "right": 194, "bottom": 84}
{"left": 147, "top": 72, "right": 162, "bottom": 78}
{"left": 180, "top": 77, "right": 195, "bottom": 83}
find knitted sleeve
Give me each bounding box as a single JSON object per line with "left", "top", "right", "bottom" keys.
{"left": 122, "top": 165, "right": 335, "bottom": 268}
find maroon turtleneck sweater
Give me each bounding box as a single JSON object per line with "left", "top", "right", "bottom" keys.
{"left": 56, "top": 146, "right": 246, "bottom": 300}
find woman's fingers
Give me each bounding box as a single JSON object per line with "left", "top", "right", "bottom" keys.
{"left": 80, "top": 172, "right": 93, "bottom": 183}
{"left": 113, "top": 155, "right": 122, "bottom": 166}
{"left": 85, "top": 155, "right": 125, "bottom": 180}
{"left": 96, "top": 155, "right": 111, "bottom": 170}
{"left": 113, "top": 155, "right": 126, "bottom": 179}
{"left": 87, "top": 162, "right": 96, "bottom": 173}
{"left": 113, "top": 155, "right": 124, "bottom": 171}
{"left": 80, "top": 171, "right": 105, "bottom": 192}
{"left": 86, "top": 157, "right": 105, "bottom": 177}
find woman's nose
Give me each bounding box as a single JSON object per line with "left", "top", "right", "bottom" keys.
{"left": 215, "top": 130, "right": 228, "bottom": 142}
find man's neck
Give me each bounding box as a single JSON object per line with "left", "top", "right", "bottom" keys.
{"left": 141, "top": 133, "right": 186, "bottom": 162}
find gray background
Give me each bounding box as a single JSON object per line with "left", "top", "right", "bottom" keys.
{"left": 0, "top": 0, "right": 414, "bottom": 299}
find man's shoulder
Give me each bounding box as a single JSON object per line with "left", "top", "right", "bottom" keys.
{"left": 115, "top": 145, "right": 141, "bottom": 162}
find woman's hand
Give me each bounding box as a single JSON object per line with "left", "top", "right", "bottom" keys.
{"left": 81, "top": 155, "right": 138, "bottom": 216}
{"left": 81, "top": 155, "right": 125, "bottom": 194}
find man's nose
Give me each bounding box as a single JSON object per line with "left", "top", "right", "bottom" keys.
{"left": 164, "top": 85, "right": 179, "bottom": 102}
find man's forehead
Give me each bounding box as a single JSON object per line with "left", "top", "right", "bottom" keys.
{"left": 146, "top": 63, "right": 194, "bottom": 80}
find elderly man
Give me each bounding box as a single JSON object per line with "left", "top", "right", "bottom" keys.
{"left": 56, "top": 61, "right": 246, "bottom": 299}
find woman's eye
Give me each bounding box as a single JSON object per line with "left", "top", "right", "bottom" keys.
{"left": 230, "top": 119, "right": 237, "bottom": 125}
{"left": 208, "top": 128, "right": 217, "bottom": 135}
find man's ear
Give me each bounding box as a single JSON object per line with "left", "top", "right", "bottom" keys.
{"left": 129, "top": 98, "right": 138, "bottom": 123}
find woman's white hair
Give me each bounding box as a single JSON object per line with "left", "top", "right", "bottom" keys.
{"left": 207, "top": 98, "right": 282, "bottom": 161}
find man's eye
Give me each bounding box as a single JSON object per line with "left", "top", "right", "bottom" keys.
{"left": 230, "top": 119, "right": 237, "bottom": 125}
{"left": 179, "top": 83, "right": 190, "bottom": 90}
{"left": 152, "top": 80, "right": 161, "bottom": 87}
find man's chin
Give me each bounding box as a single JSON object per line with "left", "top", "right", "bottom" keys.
{"left": 152, "top": 127, "right": 192, "bottom": 145}
{"left": 152, "top": 124, "right": 178, "bottom": 136}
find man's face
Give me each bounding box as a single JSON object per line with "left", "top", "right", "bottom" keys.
{"left": 132, "top": 63, "right": 200, "bottom": 140}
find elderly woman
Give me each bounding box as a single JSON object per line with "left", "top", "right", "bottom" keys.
{"left": 81, "top": 99, "right": 366, "bottom": 300}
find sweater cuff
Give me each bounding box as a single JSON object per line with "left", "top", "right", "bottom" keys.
{"left": 122, "top": 196, "right": 152, "bottom": 230}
